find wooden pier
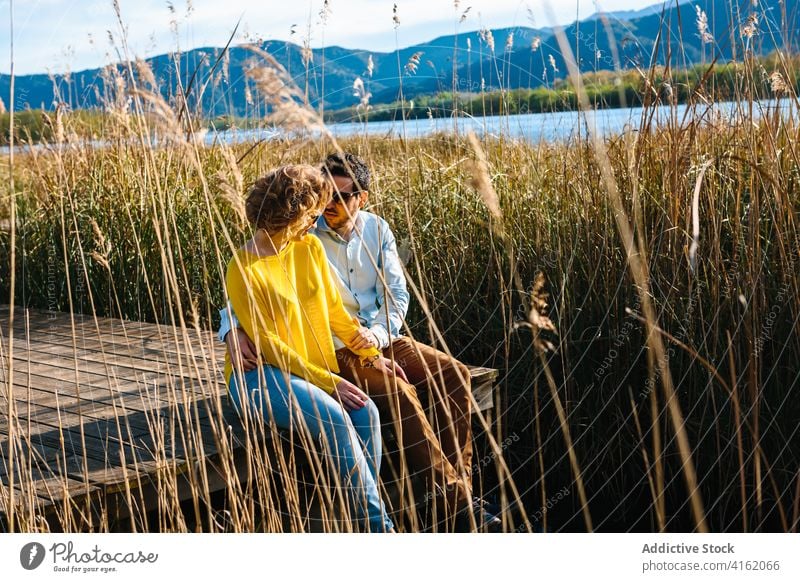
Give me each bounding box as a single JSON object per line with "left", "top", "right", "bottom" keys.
{"left": 0, "top": 305, "right": 497, "bottom": 531}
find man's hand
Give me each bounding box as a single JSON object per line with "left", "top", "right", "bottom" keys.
{"left": 334, "top": 378, "right": 369, "bottom": 411}
{"left": 225, "top": 327, "right": 259, "bottom": 372}
{"left": 350, "top": 326, "right": 380, "bottom": 351}
{"left": 372, "top": 356, "right": 409, "bottom": 383}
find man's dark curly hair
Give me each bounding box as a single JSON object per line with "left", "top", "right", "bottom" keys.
{"left": 323, "top": 152, "right": 371, "bottom": 192}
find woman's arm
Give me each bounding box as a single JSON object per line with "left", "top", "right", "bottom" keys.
{"left": 226, "top": 257, "right": 342, "bottom": 394}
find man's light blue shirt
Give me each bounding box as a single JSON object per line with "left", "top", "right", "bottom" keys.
{"left": 218, "top": 211, "right": 410, "bottom": 350}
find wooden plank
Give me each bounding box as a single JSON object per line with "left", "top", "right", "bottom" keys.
{"left": 3, "top": 307, "right": 216, "bottom": 352}
{"left": 466, "top": 365, "right": 498, "bottom": 412}
{"left": 8, "top": 320, "right": 223, "bottom": 364}
{"left": 3, "top": 309, "right": 219, "bottom": 371}
{"left": 0, "top": 392, "right": 217, "bottom": 476}
{"left": 10, "top": 331, "right": 220, "bottom": 368}
{"left": 6, "top": 342, "right": 223, "bottom": 408}
{"left": 0, "top": 364, "right": 239, "bottom": 470}
{"left": 0, "top": 392, "right": 228, "bottom": 483}
{"left": 2, "top": 373, "right": 168, "bottom": 416}
{"left": 3, "top": 360, "right": 219, "bottom": 417}
{"left": 2, "top": 359, "right": 221, "bottom": 414}
{"left": 1, "top": 400, "right": 154, "bottom": 443}
{"left": 2, "top": 454, "right": 103, "bottom": 502}
{"left": 1, "top": 398, "right": 224, "bottom": 469}
{"left": 8, "top": 339, "right": 221, "bottom": 387}
{"left": 1, "top": 434, "right": 105, "bottom": 527}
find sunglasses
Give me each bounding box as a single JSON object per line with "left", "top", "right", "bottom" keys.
{"left": 331, "top": 189, "right": 363, "bottom": 204}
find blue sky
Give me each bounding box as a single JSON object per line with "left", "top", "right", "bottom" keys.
{"left": 0, "top": 0, "right": 662, "bottom": 75}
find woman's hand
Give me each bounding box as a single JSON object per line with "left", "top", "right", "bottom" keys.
{"left": 334, "top": 378, "right": 369, "bottom": 411}
{"left": 225, "top": 327, "right": 259, "bottom": 372}
{"left": 372, "top": 356, "right": 409, "bottom": 383}
{"left": 350, "top": 326, "right": 379, "bottom": 351}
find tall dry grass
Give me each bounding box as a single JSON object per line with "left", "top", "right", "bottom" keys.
{"left": 1, "top": 0, "right": 799, "bottom": 532}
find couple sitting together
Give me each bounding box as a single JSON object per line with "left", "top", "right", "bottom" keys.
{"left": 220, "top": 152, "right": 501, "bottom": 532}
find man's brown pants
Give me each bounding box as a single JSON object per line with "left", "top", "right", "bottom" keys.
{"left": 336, "top": 336, "right": 474, "bottom": 517}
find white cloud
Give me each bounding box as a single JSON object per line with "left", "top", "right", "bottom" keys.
{"left": 0, "top": 0, "right": 663, "bottom": 74}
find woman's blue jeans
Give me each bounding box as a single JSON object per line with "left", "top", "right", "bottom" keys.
{"left": 229, "top": 365, "right": 394, "bottom": 532}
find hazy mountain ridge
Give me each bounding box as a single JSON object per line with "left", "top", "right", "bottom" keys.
{"left": 0, "top": 0, "right": 789, "bottom": 117}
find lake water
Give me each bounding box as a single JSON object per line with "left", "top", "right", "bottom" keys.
{"left": 3, "top": 98, "right": 794, "bottom": 154}
{"left": 205, "top": 97, "right": 795, "bottom": 145}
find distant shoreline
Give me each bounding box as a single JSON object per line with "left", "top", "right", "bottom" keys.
{"left": 3, "top": 97, "right": 795, "bottom": 154}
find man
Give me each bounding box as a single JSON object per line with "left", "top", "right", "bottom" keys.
{"left": 219, "top": 152, "right": 499, "bottom": 532}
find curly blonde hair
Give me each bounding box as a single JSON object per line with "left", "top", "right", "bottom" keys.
{"left": 245, "top": 164, "right": 331, "bottom": 237}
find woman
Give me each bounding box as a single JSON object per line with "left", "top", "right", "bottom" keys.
{"left": 224, "top": 164, "right": 400, "bottom": 532}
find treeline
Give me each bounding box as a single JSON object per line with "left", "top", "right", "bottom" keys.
{"left": 0, "top": 109, "right": 108, "bottom": 146}
{"left": 325, "top": 54, "right": 799, "bottom": 123}
{"left": 0, "top": 109, "right": 216, "bottom": 146}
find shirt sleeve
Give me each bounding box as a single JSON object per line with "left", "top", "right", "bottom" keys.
{"left": 315, "top": 239, "right": 382, "bottom": 363}
{"left": 373, "top": 219, "right": 410, "bottom": 342}
{"left": 217, "top": 301, "right": 240, "bottom": 343}
{"left": 368, "top": 323, "right": 391, "bottom": 350}
{"left": 226, "top": 256, "right": 342, "bottom": 394}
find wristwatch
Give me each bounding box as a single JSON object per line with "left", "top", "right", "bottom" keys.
{"left": 363, "top": 354, "right": 381, "bottom": 368}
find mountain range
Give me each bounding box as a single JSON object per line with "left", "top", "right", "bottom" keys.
{"left": 0, "top": 0, "right": 790, "bottom": 117}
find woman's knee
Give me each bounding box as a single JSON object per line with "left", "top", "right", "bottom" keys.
{"left": 297, "top": 385, "right": 349, "bottom": 428}
{"left": 364, "top": 398, "right": 380, "bottom": 428}
{"left": 348, "top": 398, "right": 380, "bottom": 430}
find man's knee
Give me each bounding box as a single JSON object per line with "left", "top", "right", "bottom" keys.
{"left": 364, "top": 368, "right": 418, "bottom": 397}
{"left": 382, "top": 375, "right": 425, "bottom": 414}
{"left": 451, "top": 361, "right": 471, "bottom": 386}
{"left": 442, "top": 360, "right": 471, "bottom": 402}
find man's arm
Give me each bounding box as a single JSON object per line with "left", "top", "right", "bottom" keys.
{"left": 316, "top": 238, "right": 382, "bottom": 363}
{"left": 220, "top": 301, "right": 259, "bottom": 372}
{"left": 372, "top": 220, "right": 410, "bottom": 348}
{"left": 217, "top": 302, "right": 240, "bottom": 342}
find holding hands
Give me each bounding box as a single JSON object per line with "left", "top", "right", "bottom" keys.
{"left": 350, "top": 326, "right": 380, "bottom": 350}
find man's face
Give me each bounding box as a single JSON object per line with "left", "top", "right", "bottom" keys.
{"left": 323, "top": 175, "right": 367, "bottom": 229}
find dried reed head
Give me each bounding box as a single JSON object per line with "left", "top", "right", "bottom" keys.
{"left": 135, "top": 58, "right": 158, "bottom": 91}
{"left": 769, "top": 71, "right": 789, "bottom": 95}
{"left": 695, "top": 7, "right": 714, "bottom": 44}
{"left": 517, "top": 272, "right": 557, "bottom": 353}
{"left": 405, "top": 52, "right": 423, "bottom": 75}
{"left": 244, "top": 46, "right": 329, "bottom": 133}
{"left": 465, "top": 131, "right": 502, "bottom": 220}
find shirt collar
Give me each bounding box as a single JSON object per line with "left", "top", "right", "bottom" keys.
{"left": 316, "top": 212, "right": 364, "bottom": 242}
